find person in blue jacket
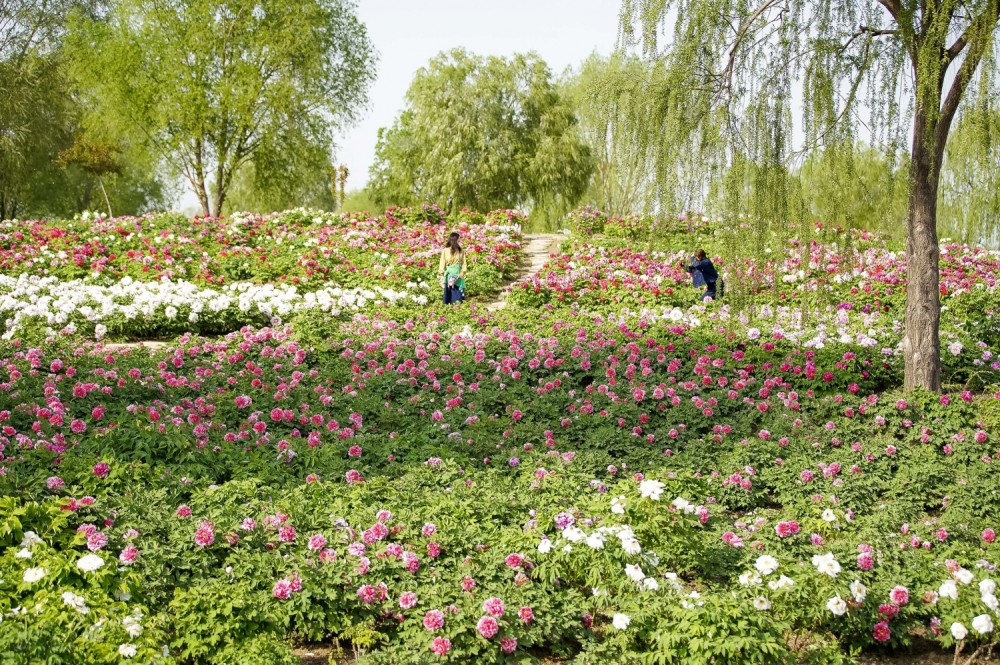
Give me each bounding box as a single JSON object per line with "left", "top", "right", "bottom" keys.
{"left": 681, "top": 249, "right": 719, "bottom": 301}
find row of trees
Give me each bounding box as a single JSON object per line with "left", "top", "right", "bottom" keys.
{"left": 1, "top": 0, "right": 375, "bottom": 219}
{"left": 368, "top": 49, "right": 999, "bottom": 244}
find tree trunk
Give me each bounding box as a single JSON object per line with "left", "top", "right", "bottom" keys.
{"left": 902, "top": 105, "right": 943, "bottom": 392}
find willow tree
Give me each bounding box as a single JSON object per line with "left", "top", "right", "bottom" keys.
{"left": 621, "top": 1, "right": 1000, "bottom": 392}
{"left": 68, "top": 0, "right": 376, "bottom": 217}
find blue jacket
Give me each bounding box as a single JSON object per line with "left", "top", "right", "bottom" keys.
{"left": 685, "top": 257, "right": 718, "bottom": 287}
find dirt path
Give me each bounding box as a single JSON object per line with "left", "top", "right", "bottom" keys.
{"left": 484, "top": 233, "right": 563, "bottom": 311}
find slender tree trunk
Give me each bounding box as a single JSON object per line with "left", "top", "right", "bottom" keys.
{"left": 98, "top": 177, "right": 114, "bottom": 219}
{"left": 193, "top": 138, "right": 211, "bottom": 216}
{"left": 902, "top": 104, "right": 943, "bottom": 392}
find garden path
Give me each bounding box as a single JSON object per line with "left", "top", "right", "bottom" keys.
{"left": 483, "top": 232, "right": 563, "bottom": 311}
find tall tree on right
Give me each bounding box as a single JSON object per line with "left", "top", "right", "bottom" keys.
{"left": 621, "top": 0, "right": 1000, "bottom": 392}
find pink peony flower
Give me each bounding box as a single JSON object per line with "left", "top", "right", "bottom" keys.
{"left": 857, "top": 552, "right": 874, "bottom": 570}
{"left": 476, "top": 615, "right": 499, "bottom": 639}
{"left": 399, "top": 592, "right": 418, "bottom": 609}
{"left": 421, "top": 522, "right": 437, "bottom": 537}
{"left": 430, "top": 637, "right": 451, "bottom": 656}
{"left": 505, "top": 553, "right": 524, "bottom": 569}
{"left": 461, "top": 576, "right": 476, "bottom": 592}
{"left": 357, "top": 584, "right": 378, "bottom": 604}
{"left": 500, "top": 636, "right": 517, "bottom": 654}
{"left": 86, "top": 531, "right": 108, "bottom": 551}
{"left": 307, "top": 534, "right": 327, "bottom": 551}
{"left": 427, "top": 542, "right": 441, "bottom": 558}
{"left": 519, "top": 606, "right": 534, "bottom": 624}
{"left": 483, "top": 597, "right": 505, "bottom": 617}
{"left": 119, "top": 545, "right": 138, "bottom": 564}
{"left": 423, "top": 609, "right": 445, "bottom": 631}
{"left": 873, "top": 620, "right": 892, "bottom": 642}
{"left": 176, "top": 505, "right": 192, "bottom": 518}
{"left": 272, "top": 579, "right": 292, "bottom": 600}
{"left": 983, "top": 528, "right": 996, "bottom": 543}
{"left": 194, "top": 527, "right": 214, "bottom": 547}
{"left": 889, "top": 586, "right": 909, "bottom": 606}
{"left": 278, "top": 525, "right": 296, "bottom": 542}
{"left": 92, "top": 463, "right": 110, "bottom": 479}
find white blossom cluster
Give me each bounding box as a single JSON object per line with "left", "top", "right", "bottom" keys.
{"left": 0, "top": 274, "right": 431, "bottom": 338}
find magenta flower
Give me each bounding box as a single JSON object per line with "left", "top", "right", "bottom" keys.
{"left": 889, "top": 586, "right": 909, "bottom": 606}
{"left": 357, "top": 585, "right": 378, "bottom": 604}
{"left": 194, "top": 526, "right": 214, "bottom": 547}
{"left": 422, "top": 609, "right": 445, "bottom": 631}
{"left": 482, "top": 597, "right": 505, "bottom": 618}
{"left": 519, "top": 606, "right": 534, "bottom": 624}
{"left": 872, "top": 620, "right": 892, "bottom": 642}
{"left": 430, "top": 637, "right": 451, "bottom": 656}
{"left": 399, "top": 592, "right": 418, "bottom": 609}
{"left": 476, "top": 615, "right": 499, "bottom": 639}
{"left": 500, "top": 636, "right": 517, "bottom": 654}
{"left": 857, "top": 552, "right": 874, "bottom": 570}
{"left": 983, "top": 528, "right": 996, "bottom": 543}
{"left": 92, "top": 463, "right": 110, "bottom": 479}
{"left": 307, "top": 534, "right": 327, "bottom": 551}
{"left": 176, "top": 505, "right": 192, "bottom": 518}
{"left": 119, "top": 545, "right": 138, "bottom": 564}
{"left": 86, "top": 531, "right": 108, "bottom": 552}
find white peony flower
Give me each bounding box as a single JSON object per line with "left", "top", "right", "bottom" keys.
{"left": 980, "top": 579, "right": 996, "bottom": 596}
{"left": 537, "top": 538, "right": 552, "bottom": 554}
{"left": 22, "top": 567, "right": 46, "bottom": 584}
{"left": 850, "top": 580, "right": 867, "bottom": 603}
{"left": 76, "top": 553, "right": 105, "bottom": 572}
{"left": 768, "top": 575, "right": 795, "bottom": 591}
{"left": 826, "top": 596, "right": 848, "bottom": 616}
{"left": 61, "top": 592, "right": 89, "bottom": 615}
{"left": 671, "top": 497, "right": 693, "bottom": 513}
{"left": 563, "top": 526, "right": 586, "bottom": 543}
{"left": 585, "top": 532, "right": 605, "bottom": 550}
{"left": 738, "top": 572, "right": 762, "bottom": 587}
{"left": 624, "top": 564, "right": 645, "bottom": 583}
{"left": 753, "top": 596, "right": 772, "bottom": 611}
{"left": 754, "top": 555, "right": 779, "bottom": 576}
{"left": 14, "top": 548, "right": 31, "bottom": 560}
{"left": 951, "top": 622, "right": 968, "bottom": 640}
{"left": 972, "top": 614, "right": 994, "bottom": 634}
{"left": 982, "top": 594, "right": 999, "bottom": 611}
{"left": 612, "top": 613, "right": 631, "bottom": 630}
{"left": 939, "top": 580, "right": 959, "bottom": 600}
{"left": 639, "top": 479, "right": 665, "bottom": 501}
{"left": 955, "top": 568, "right": 975, "bottom": 585}
{"left": 610, "top": 496, "right": 626, "bottom": 515}
{"left": 20, "top": 531, "right": 43, "bottom": 549}
{"left": 821, "top": 509, "right": 837, "bottom": 523}
{"left": 642, "top": 577, "right": 659, "bottom": 591}
{"left": 811, "top": 553, "right": 842, "bottom": 578}
{"left": 118, "top": 644, "right": 137, "bottom": 658}
{"left": 620, "top": 537, "right": 642, "bottom": 555}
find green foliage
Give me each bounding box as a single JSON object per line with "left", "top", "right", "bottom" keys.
{"left": 67, "top": 0, "right": 376, "bottom": 217}
{"left": 563, "top": 53, "right": 668, "bottom": 216}
{"left": 367, "top": 48, "right": 593, "bottom": 228}
{"left": 794, "top": 143, "right": 910, "bottom": 239}
{"left": 939, "top": 108, "right": 1000, "bottom": 246}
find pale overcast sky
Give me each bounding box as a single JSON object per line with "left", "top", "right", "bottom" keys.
{"left": 338, "top": 0, "right": 622, "bottom": 191}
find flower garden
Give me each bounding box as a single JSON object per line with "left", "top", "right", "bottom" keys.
{"left": 2, "top": 206, "right": 1000, "bottom": 664}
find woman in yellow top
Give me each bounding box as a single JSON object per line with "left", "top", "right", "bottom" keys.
{"left": 438, "top": 232, "right": 468, "bottom": 304}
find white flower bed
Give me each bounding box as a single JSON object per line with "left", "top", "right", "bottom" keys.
{"left": 0, "top": 275, "right": 431, "bottom": 339}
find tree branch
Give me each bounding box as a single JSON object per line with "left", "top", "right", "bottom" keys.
{"left": 716, "top": 0, "right": 785, "bottom": 100}
{"left": 935, "top": 2, "right": 1000, "bottom": 159}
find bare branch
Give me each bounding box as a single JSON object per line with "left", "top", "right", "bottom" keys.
{"left": 715, "top": 0, "right": 785, "bottom": 100}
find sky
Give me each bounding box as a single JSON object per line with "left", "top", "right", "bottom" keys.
{"left": 175, "top": 1, "right": 623, "bottom": 212}
{"left": 331, "top": 0, "right": 622, "bottom": 192}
